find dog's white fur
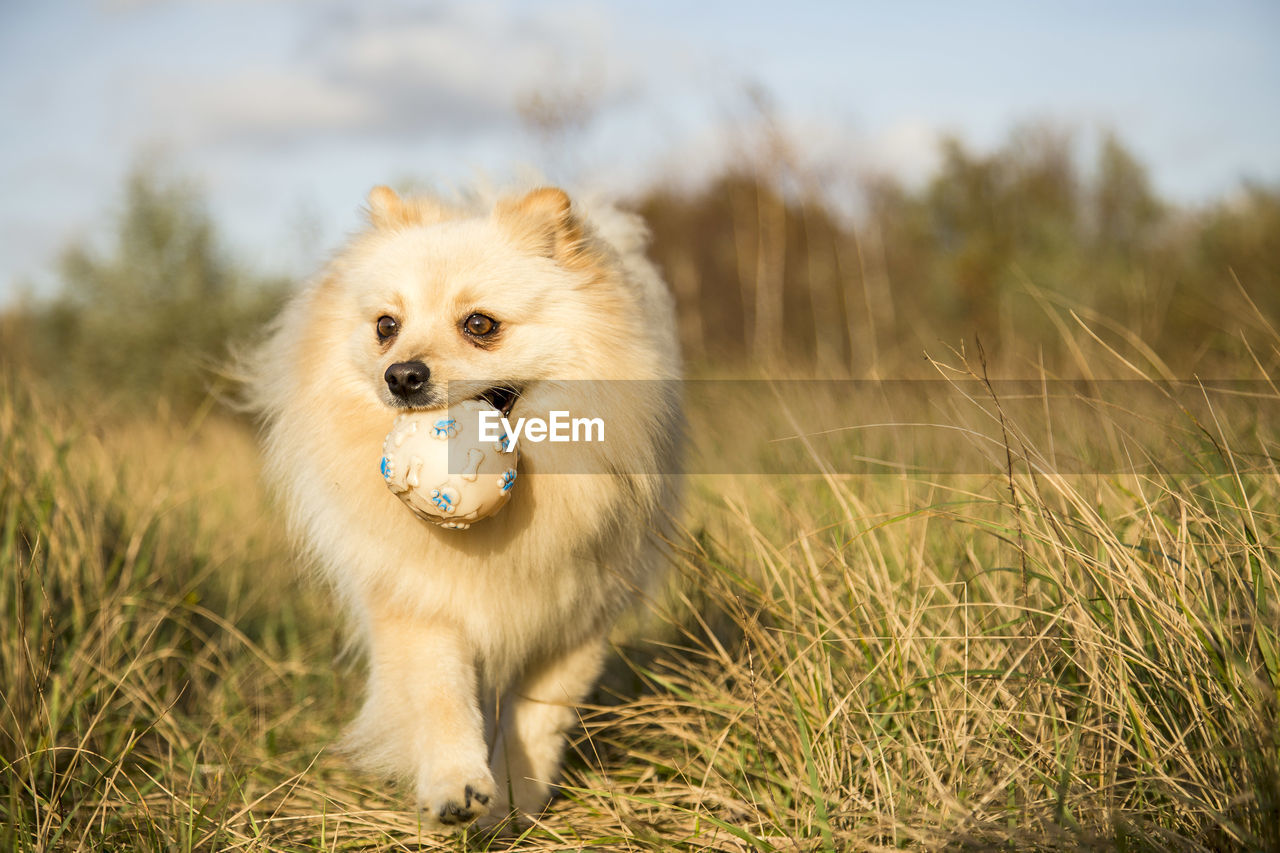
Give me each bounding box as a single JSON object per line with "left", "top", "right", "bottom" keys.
{"left": 244, "top": 186, "right": 681, "bottom": 827}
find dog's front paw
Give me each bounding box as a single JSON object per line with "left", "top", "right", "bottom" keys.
{"left": 418, "top": 770, "right": 495, "bottom": 829}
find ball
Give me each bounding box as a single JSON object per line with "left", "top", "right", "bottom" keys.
{"left": 379, "top": 399, "right": 519, "bottom": 530}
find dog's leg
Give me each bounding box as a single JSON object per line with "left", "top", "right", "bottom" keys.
{"left": 487, "top": 637, "right": 606, "bottom": 821}
{"left": 359, "top": 605, "right": 495, "bottom": 828}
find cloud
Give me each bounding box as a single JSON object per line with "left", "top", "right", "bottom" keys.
{"left": 174, "top": 69, "right": 374, "bottom": 138}
{"left": 142, "top": 1, "right": 644, "bottom": 149}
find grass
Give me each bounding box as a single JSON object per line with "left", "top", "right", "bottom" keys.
{"left": 2, "top": 331, "right": 1278, "bottom": 851}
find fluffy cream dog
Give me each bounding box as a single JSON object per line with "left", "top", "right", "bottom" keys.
{"left": 244, "top": 185, "right": 681, "bottom": 827}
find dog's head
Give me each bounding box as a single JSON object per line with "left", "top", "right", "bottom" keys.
{"left": 330, "top": 185, "right": 624, "bottom": 417}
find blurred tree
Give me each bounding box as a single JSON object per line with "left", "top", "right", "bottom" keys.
{"left": 637, "top": 124, "right": 1279, "bottom": 375}
{"left": 5, "top": 170, "right": 287, "bottom": 409}
{"left": 1093, "top": 132, "right": 1163, "bottom": 257}
{"left": 1192, "top": 184, "right": 1280, "bottom": 332}
{"left": 639, "top": 172, "right": 851, "bottom": 369}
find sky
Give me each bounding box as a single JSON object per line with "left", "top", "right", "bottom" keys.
{"left": 1, "top": 0, "right": 1277, "bottom": 303}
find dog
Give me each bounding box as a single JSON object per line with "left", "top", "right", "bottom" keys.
{"left": 242, "top": 184, "right": 682, "bottom": 828}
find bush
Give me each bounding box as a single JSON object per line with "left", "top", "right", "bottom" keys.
{"left": 637, "top": 127, "right": 1280, "bottom": 375}
{"left": 1, "top": 171, "right": 287, "bottom": 411}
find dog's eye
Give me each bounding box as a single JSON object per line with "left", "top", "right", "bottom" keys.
{"left": 376, "top": 315, "right": 399, "bottom": 342}
{"left": 463, "top": 313, "right": 497, "bottom": 337}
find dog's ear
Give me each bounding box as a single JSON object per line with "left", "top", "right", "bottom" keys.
{"left": 494, "top": 187, "right": 596, "bottom": 270}
{"left": 366, "top": 186, "right": 454, "bottom": 229}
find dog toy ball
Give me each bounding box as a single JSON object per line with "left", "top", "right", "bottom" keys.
{"left": 379, "top": 399, "right": 518, "bottom": 530}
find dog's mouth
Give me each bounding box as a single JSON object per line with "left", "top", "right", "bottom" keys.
{"left": 474, "top": 383, "right": 524, "bottom": 417}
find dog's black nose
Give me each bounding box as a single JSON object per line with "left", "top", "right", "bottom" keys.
{"left": 385, "top": 361, "right": 430, "bottom": 398}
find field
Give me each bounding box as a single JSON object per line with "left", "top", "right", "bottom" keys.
{"left": 2, "top": 139, "right": 1279, "bottom": 850}
{"left": 3, "top": 338, "right": 1278, "bottom": 850}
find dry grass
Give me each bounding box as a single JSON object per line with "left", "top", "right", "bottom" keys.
{"left": 2, "top": 332, "right": 1278, "bottom": 851}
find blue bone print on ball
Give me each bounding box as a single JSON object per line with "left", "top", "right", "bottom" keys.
{"left": 499, "top": 469, "right": 517, "bottom": 493}
{"left": 498, "top": 432, "right": 510, "bottom": 452}
{"left": 379, "top": 456, "right": 391, "bottom": 480}
{"left": 432, "top": 418, "right": 459, "bottom": 438}
{"left": 429, "top": 488, "right": 455, "bottom": 513}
